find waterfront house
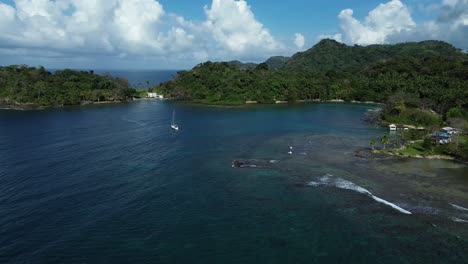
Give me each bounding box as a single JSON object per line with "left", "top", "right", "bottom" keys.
{"left": 442, "top": 127, "right": 453, "bottom": 133}
{"left": 431, "top": 127, "right": 462, "bottom": 144}
{"left": 389, "top": 124, "right": 397, "bottom": 131}
{"left": 432, "top": 131, "right": 452, "bottom": 144}
{"left": 442, "top": 127, "right": 461, "bottom": 135}
{"left": 148, "top": 93, "right": 164, "bottom": 99}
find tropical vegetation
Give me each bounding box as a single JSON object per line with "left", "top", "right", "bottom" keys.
{"left": 0, "top": 66, "right": 134, "bottom": 107}
{"left": 154, "top": 39, "right": 468, "bottom": 160}
{"left": 154, "top": 39, "right": 468, "bottom": 120}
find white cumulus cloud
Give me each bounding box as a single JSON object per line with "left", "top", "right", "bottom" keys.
{"left": 336, "top": 0, "right": 415, "bottom": 45}
{"left": 203, "top": 0, "right": 281, "bottom": 55}
{"left": 0, "top": 0, "right": 289, "bottom": 68}
{"left": 294, "top": 33, "right": 305, "bottom": 49}
{"left": 322, "top": 0, "right": 468, "bottom": 50}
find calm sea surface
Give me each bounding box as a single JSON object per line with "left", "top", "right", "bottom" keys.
{"left": 0, "top": 101, "right": 467, "bottom": 263}
{"left": 94, "top": 70, "right": 178, "bottom": 88}
{"left": 50, "top": 69, "right": 178, "bottom": 88}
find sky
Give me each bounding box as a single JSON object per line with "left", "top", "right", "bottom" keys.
{"left": 0, "top": 0, "right": 466, "bottom": 69}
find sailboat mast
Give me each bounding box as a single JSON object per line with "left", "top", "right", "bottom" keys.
{"left": 172, "top": 110, "right": 175, "bottom": 125}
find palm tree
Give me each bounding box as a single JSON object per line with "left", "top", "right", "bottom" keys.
{"left": 381, "top": 136, "right": 390, "bottom": 150}
{"left": 370, "top": 139, "right": 376, "bottom": 150}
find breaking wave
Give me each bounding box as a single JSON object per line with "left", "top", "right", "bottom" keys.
{"left": 450, "top": 203, "right": 468, "bottom": 212}
{"left": 308, "top": 174, "right": 412, "bottom": 215}
{"left": 451, "top": 217, "right": 468, "bottom": 223}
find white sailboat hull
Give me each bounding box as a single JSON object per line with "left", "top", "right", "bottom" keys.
{"left": 171, "top": 109, "right": 179, "bottom": 131}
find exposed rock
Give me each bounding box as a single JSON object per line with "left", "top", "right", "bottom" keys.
{"left": 232, "top": 159, "right": 280, "bottom": 169}
{"left": 354, "top": 148, "right": 393, "bottom": 159}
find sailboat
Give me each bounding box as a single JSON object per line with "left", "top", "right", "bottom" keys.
{"left": 171, "top": 110, "right": 179, "bottom": 131}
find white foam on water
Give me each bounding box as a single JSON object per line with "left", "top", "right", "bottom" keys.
{"left": 371, "top": 196, "right": 412, "bottom": 215}
{"left": 308, "top": 174, "right": 412, "bottom": 215}
{"left": 307, "top": 174, "right": 334, "bottom": 187}
{"left": 451, "top": 217, "right": 468, "bottom": 223}
{"left": 450, "top": 203, "right": 468, "bottom": 212}
{"left": 307, "top": 182, "right": 321, "bottom": 187}
{"left": 334, "top": 178, "right": 372, "bottom": 196}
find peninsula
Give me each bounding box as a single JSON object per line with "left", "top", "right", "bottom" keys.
{"left": 0, "top": 66, "right": 135, "bottom": 109}
{"left": 155, "top": 39, "right": 467, "bottom": 112}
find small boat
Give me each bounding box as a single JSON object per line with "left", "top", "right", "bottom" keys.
{"left": 288, "top": 146, "right": 293, "bottom": 155}
{"left": 171, "top": 110, "right": 179, "bottom": 131}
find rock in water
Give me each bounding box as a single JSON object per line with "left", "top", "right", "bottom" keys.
{"left": 232, "top": 159, "right": 280, "bottom": 169}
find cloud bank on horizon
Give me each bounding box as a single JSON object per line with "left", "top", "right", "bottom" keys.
{"left": 323, "top": 0, "right": 468, "bottom": 49}
{"left": 0, "top": 0, "right": 466, "bottom": 69}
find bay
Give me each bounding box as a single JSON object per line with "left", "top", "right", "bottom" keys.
{"left": 0, "top": 101, "right": 467, "bottom": 263}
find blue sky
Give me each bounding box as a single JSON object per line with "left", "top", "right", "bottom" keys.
{"left": 160, "top": 0, "right": 439, "bottom": 37}
{"left": 0, "top": 0, "right": 466, "bottom": 69}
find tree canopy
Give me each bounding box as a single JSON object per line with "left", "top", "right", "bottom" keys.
{"left": 0, "top": 65, "right": 134, "bottom": 107}
{"left": 155, "top": 39, "right": 468, "bottom": 119}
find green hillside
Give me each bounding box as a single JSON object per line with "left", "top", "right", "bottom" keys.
{"left": 282, "top": 39, "right": 463, "bottom": 74}
{"left": 155, "top": 40, "right": 468, "bottom": 116}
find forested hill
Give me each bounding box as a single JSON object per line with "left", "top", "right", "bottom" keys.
{"left": 265, "top": 56, "right": 290, "bottom": 70}
{"left": 282, "top": 39, "right": 465, "bottom": 74}
{"left": 155, "top": 39, "right": 468, "bottom": 115}
{"left": 0, "top": 66, "right": 134, "bottom": 107}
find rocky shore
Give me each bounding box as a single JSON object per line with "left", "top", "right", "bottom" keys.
{"left": 0, "top": 99, "right": 132, "bottom": 110}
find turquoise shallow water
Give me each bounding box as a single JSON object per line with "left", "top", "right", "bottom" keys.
{"left": 0, "top": 101, "right": 467, "bottom": 263}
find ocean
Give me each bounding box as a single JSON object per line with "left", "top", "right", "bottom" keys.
{"left": 49, "top": 69, "right": 179, "bottom": 88}
{"left": 0, "top": 101, "right": 467, "bottom": 263}
{"left": 93, "top": 70, "right": 179, "bottom": 88}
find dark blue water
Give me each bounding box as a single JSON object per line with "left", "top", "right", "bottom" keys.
{"left": 94, "top": 70, "right": 178, "bottom": 88}
{"left": 51, "top": 69, "right": 178, "bottom": 88}
{"left": 0, "top": 102, "right": 467, "bottom": 263}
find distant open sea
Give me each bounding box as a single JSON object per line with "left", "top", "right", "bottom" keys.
{"left": 52, "top": 69, "right": 179, "bottom": 88}
{"left": 95, "top": 70, "right": 179, "bottom": 88}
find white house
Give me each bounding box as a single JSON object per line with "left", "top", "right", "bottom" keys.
{"left": 389, "top": 124, "right": 397, "bottom": 131}
{"left": 147, "top": 93, "right": 164, "bottom": 99}
{"left": 442, "top": 127, "right": 461, "bottom": 135}
{"left": 442, "top": 127, "right": 453, "bottom": 133}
